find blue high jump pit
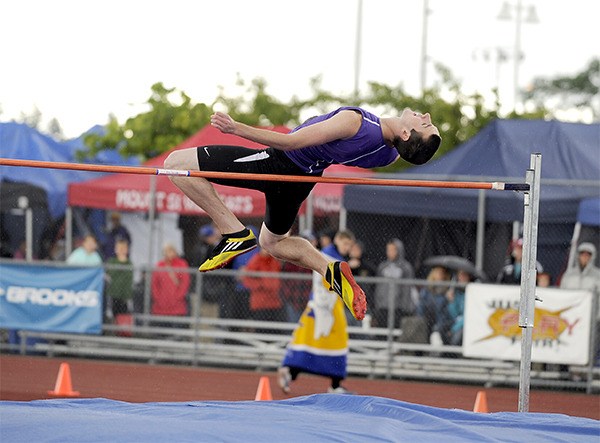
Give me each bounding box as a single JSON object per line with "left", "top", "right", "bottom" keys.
{"left": 1, "top": 394, "right": 598, "bottom": 442}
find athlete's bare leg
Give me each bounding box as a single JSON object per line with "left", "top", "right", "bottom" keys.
{"left": 165, "top": 148, "right": 329, "bottom": 277}
{"left": 164, "top": 148, "right": 245, "bottom": 234}
{"left": 259, "top": 224, "right": 329, "bottom": 277}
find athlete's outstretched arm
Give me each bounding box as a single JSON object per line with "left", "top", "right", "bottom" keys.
{"left": 210, "top": 111, "right": 361, "bottom": 151}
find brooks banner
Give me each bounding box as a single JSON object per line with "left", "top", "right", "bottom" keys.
{"left": 0, "top": 263, "right": 103, "bottom": 334}
{"left": 463, "top": 283, "right": 592, "bottom": 365}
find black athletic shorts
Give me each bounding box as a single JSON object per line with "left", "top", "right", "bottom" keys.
{"left": 196, "top": 145, "right": 322, "bottom": 235}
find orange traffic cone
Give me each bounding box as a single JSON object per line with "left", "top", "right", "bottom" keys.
{"left": 47, "top": 363, "right": 80, "bottom": 397}
{"left": 473, "top": 390, "right": 488, "bottom": 413}
{"left": 254, "top": 376, "right": 273, "bottom": 401}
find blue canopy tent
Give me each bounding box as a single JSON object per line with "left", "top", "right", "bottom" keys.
{"left": 0, "top": 122, "right": 139, "bottom": 257}
{"left": 0, "top": 122, "right": 139, "bottom": 218}
{"left": 577, "top": 197, "right": 600, "bottom": 227}
{"left": 343, "top": 120, "right": 600, "bottom": 279}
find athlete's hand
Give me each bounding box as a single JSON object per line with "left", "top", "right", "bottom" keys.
{"left": 210, "top": 112, "right": 236, "bottom": 134}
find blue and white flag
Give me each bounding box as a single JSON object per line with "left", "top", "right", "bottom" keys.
{"left": 0, "top": 263, "right": 103, "bottom": 334}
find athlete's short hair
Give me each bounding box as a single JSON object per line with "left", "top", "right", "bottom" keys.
{"left": 393, "top": 130, "right": 442, "bottom": 165}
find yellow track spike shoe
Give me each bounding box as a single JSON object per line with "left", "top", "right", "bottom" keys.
{"left": 324, "top": 261, "right": 367, "bottom": 320}
{"left": 198, "top": 228, "right": 257, "bottom": 272}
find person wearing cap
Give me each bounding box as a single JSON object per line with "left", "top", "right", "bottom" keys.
{"left": 560, "top": 242, "right": 600, "bottom": 293}
{"left": 496, "top": 238, "right": 524, "bottom": 285}
{"left": 102, "top": 212, "right": 132, "bottom": 259}
{"left": 560, "top": 242, "right": 600, "bottom": 367}
{"left": 496, "top": 238, "right": 545, "bottom": 285}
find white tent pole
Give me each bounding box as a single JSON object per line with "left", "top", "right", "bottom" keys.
{"left": 339, "top": 206, "right": 347, "bottom": 231}
{"left": 65, "top": 206, "right": 73, "bottom": 257}
{"left": 25, "top": 208, "right": 32, "bottom": 262}
{"left": 306, "top": 191, "right": 314, "bottom": 233}
{"left": 518, "top": 153, "right": 541, "bottom": 413}
{"left": 143, "top": 175, "right": 158, "bottom": 318}
{"left": 298, "top": 214, "right": 306, "bottom": 233}
{"left": 475, "top": 189, "right": 486, "bottom": 272}
{"left": 567, "top": 222, "right": 581, "bottom": 270}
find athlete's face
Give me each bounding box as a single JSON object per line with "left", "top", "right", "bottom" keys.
{"left": 400, "top": 108, "right": 439, "bottom": 138}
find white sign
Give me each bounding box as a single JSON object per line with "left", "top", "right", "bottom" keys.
{"left": 463, "top": 283, "right": 592, "bottom": 365}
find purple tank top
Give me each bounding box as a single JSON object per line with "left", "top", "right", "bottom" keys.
{"left": 284, "top": 107, "right": 399, "bottom": 173}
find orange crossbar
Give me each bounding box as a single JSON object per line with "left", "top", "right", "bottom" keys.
{"left": 0, "top": 158, "right": 529, "bottom": 191}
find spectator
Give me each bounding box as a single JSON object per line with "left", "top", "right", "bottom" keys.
{"left": 102, "top": 212, "right": 131, "bottom": 260}
{"left": 560, "top": 242, "right": 600, "bottom": 366}
{"left": 417, "top": 266, "right": 452, "bottom": 344}
{"left": 151, "top": 243, "right": 190, "bottom": 317}
{"left": 279, "top": 231, "right": 315, "bottom": 323}
{"left": 317, "top": 230, "right": 334, "bottom": 250}
{"left": 497, "top": 238, "right": 544, "bottom": 285}
{"left": 278, "top": 230, "right": 356, "bottom": 395}
{"left": 445, "top": 269, "right": 473, "bottom": 346}
{"left": 373, "top": 238, "right": 416, "bottom": 329}
{"left": 12, "top": 240, "right": 27, "bottom": 260}
{"left": 67, "top": 234, "right": 102, "bottom": 266}
{"left": 537, "top": 272, "right": 553, "bottom": 287}
{"left": 560, "top": 242, "right": 600, "bottom": 292}
{"left": 105, "top": 239, "right": 134, "bottom": 319}
{"left": 496, "top": 238, "right": 524, "bottom": 284}
{"left": 242, "top": 247, "right": 284, "bottom": 332}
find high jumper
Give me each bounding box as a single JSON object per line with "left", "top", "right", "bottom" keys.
{"left": 164, "top": 106, "right": 442, "bottom": 321}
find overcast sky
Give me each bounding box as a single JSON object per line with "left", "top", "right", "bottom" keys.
{"left": 1, "top": 0, "right": 598, "bottom": 138}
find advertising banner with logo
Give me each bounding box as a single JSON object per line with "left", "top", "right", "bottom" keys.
{"left": 463, "top": 283, "right": 592, "bottom": 365}
{"left": 0, "top": 264, "right": 103, "bottom": 334}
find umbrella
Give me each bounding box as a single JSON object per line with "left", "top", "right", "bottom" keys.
{"left": 423, "top": 255, "right": 486, "bottom": 281}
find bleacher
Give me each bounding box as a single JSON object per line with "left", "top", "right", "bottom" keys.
{"left": 9, "top": 314, "right": 598, "bottom": 393}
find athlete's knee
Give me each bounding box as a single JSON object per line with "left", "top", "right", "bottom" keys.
{"left": 258, "top": 224, "right": 288, "bottom": 257}
{"left": 163, "top": 148, "right": 196, "bottom": 171}
{"left": 258, "top": 233, "right": 277, "bottom": 254}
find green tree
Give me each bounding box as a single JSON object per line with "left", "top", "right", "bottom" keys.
{"left": 213, "top": 76, "right": 302, "bottom": 127}
{"left": 84, "top": 82, "right": 212, "bottom": 160}
{"left": 85, "top": 65, "right": 548, "bottom": 167}
{"left": 524, "top": 58, "right": 599, "bottom": 120}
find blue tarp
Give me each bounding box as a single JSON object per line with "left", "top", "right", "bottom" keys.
{"left": 578, "top": 197, "right": 600, "bottom": 226}
{"left": 344, "top": 119, "right": 600, "bottom": 224}
{"left": 0, "top": 122, "right": 139, "bottom": 218}
{"left": 0, "top": 395, "right": 597, "bottom": 442}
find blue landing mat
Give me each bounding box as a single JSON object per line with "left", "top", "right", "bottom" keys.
{"left": 1, "top": 395, "right": 598, "bottom": 442}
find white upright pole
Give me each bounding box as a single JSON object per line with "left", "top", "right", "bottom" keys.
{"left": 65, "top": 206, "right": 73, "bottom": 257}
{"left": 475, "top": 189, "right": 486, "bottom": 272}
{"left": 339, "top": 206, "right": 347, "bottom": 232}
{"left": 25, "top": 208, "right": 33, "bottom": 262}
{"left": 518, "top": 153, "right": 541, "bottom": 412}
{"left": 143, "top": 175, "right": 158, "bottom": 318}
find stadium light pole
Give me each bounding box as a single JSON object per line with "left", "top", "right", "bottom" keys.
{"left": 497, "top": 0, "right": 539, "bottom": 111}
{"left": 420, "top": 0, "right": 431, "bottom": 95}
{"left": 353, "top": 0, "right": 363, "bottom": 98}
